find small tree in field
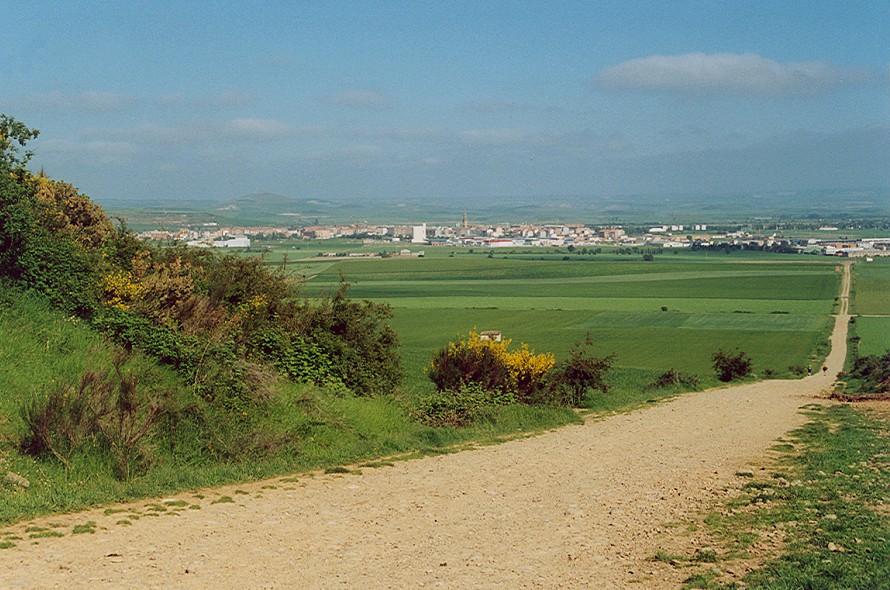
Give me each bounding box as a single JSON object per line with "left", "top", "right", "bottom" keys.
{"left": 712, "top": 349, "right": 752, "bottom": 382}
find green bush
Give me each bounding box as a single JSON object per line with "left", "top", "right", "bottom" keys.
{"left": 249, "top": 329, "right": 338, "bottom": 386}
{"left": 415, "top": 383, "right": 514, "bottom": 427}
{"left": 546, "top": 337, "right": 613, "bottom": 406}
{"left": 297, "top": 282, "right": 402, "bottom": 396}
{"left": 645, "top": 368, "right": 700, "bottom": 390}
{"left": 841, "top": 351, "right": 890, "bottom": 394}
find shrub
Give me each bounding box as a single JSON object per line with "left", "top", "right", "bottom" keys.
{"left": 646, "top": 368, "right": 700, "bottom": 390}
{"left": 249, "top": 329, "right": 338, "bottom": 386}
{"left": 546, "top": 337, "right": 613, "bottom": 406}
{"left": 415, "top": 383, "right": 514, "bottom": 427}
{"left": 427, "top": 331, "right": 512, "bottom": 394}
{"left": 21, "top": 353, "right": 168, "bottom": 479}
{"left": 296, "top": 281, "right": 402, "bottom": 396}
{"left": 841, "top": 351, "right": 890, "bottom": 394}
{"left": 504, "top": 344, "right": 555, "bottom": 403}
{"left": 712, "top": 349, "right": 753, "bottom": 382}
{"left": 428, "top": 333, "right": 609, "bottom": 408}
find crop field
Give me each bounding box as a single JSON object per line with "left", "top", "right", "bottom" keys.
{"left": 249, "top": 244, "right": 842, "bottom": 395}
{"left": 854, "top": 317, "right": 890, "bottom": 355}
{"left": 850, "top": 258, "right": 890, "bottom": 355}
{"left": 851, "top": 258, "right": 890, "bottom": 316}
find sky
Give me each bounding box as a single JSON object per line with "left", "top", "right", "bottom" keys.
{"left": 2, "top": 1, "right": 888, "bottom": 205}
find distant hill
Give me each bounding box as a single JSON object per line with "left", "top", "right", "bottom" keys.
{"left": 214, "top": 192, "right": 339, "bottom": 223}
{"left": 99, "top": 187, "right": 890, "bottom": 231}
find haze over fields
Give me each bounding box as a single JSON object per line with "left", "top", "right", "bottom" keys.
{"left": 1, "top": 2, "right": 888, "bottom": 205}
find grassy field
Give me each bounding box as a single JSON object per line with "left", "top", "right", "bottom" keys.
{"left": 850, "top": 258, "right": 890, "bottom": 316}
{"left": 849, "top": 258, "right": 890, "bottom": 358}
{"left": 854, "top": 317, "right": 890, "bottom": 356}
{"left": 267, "top": 248, "right": 841, "bottom": 397}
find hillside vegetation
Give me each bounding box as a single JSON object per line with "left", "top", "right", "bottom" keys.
{"left": 1, "top": 117, "right": 589, "bottom": 522}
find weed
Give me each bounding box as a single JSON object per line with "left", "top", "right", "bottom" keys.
{"left": 211, "top": 495, "right": 234, "bottom": 504}
{"left": 0, "top": 541, "right": 16, "bottom": 549}
{"left": 29, "top": 530, "right": 64, "bottom": 539}
{"left": 72, "top": 521, "right": 96, "bottom": 534}
{"left": 652, "top": 550, "right": 687, "bottom": 564}
{"left": 682, "top": 569, "right": 720, "bottom": 589}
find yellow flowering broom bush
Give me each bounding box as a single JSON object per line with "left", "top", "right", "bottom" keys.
{"left": 426, "top": 331, "right": 612, "bottom": 417}
{"left": 427, "top": 331, "right": 555, "bottom": 402}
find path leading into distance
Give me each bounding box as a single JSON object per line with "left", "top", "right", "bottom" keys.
{"left": 0, "top": 263, "right": 852, "bottom": 589}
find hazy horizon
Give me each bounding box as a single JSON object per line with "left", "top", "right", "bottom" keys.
{"left": 2, "top": 2, "right": 888, "bottom": 204}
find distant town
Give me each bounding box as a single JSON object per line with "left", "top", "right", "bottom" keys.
{"left": 137, "top": 215, "right": 890, "bottom": 259}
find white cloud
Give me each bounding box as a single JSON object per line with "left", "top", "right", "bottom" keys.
{"left": 39, "top": 138, "right": 139, "bottom": 165}
{"left": 458, "top": 128, "right": 528, "bottom": 145}
{"left": 361, "top": 127, "right": 443, "bottom": 141}
{"left": 596, "top": 53, "right": 875, "bottom": 97}
{"left": 89, "top": 120, "right": 327, "bottom": 144}
{"left": 15, "top": 90, "right": 137, "bottom": 112}
{"left": 329, "top": 90, "right": 389, "bottom": 109}
{"left": 225, "top": 118, "right": 294, "bottom": 139}
{"left": 156, "top": 91, "right": 253, "bottom": 108}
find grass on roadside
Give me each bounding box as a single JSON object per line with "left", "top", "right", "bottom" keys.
{"left": 658, "top": 404, "right": 890, "bottom": 589}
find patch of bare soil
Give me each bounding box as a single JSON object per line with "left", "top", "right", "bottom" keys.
{"left": 0, "top": 264, "right": 852, "bottom": 589}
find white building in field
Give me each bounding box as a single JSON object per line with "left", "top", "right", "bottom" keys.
{"left": 213, "top": 237, "right": 251, "bottom": 248}
{"left": 412, "top": 224, "right": 427, "bottom": 243}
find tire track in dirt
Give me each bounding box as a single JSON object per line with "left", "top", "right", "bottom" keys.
{"left": 0, "top": 262, "right": 851, "bottom": 589}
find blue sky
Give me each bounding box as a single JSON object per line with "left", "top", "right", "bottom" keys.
{"left": 2, "top": 1, "right": 888, "bottom": 204}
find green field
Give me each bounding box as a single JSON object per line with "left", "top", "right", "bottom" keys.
{"left": 849, "top": 258, "right": 890, "bottom": 356}
{"left": 851, "top": 258, "right": 890, "bottom": 316}
{"left": 854, "top": 317, "right": 890, "bottom": 356}
{"left": 253, "top": 247, "right": 842, "bottom": 395}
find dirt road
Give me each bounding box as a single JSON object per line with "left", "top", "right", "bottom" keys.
{"left": 0, "top": 263, "right": 851, "bottom": 589}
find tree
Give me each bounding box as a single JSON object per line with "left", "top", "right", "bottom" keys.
{"left": 0, "top": 114, "right": 39, "bottom": 173}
